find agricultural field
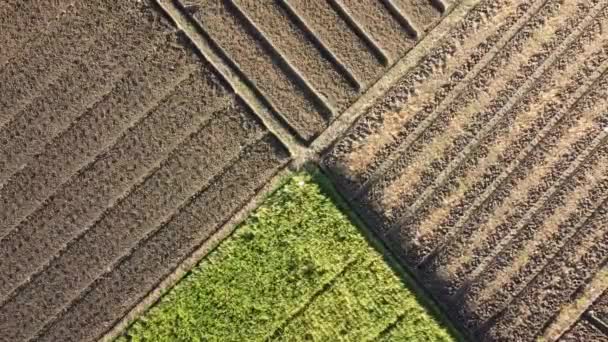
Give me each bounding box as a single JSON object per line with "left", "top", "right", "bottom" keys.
{"left": 173, "top": 0, "right": 450, "bottom": 142}
{"left": 0, "top": 1, "right": 289, "bottom": 341}
{"left": 116, "top": 174, "right": 458, "bottom": 342}
{"left": 323, "top": 0, "right": 608, "bottom": 340}
{"left": 3, "top": 0, "right": 607, "bottom": 340}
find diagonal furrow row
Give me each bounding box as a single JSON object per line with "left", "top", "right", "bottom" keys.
{"left": 408, "top": 9, "right": 608, "bottom": 269}
{"left": 366, "top": 0, "right": 600, "bottom": 228}
{"left": 0, "top": 36, "right": 197, "bottom": 235}
{"left": 325, "top": 0, "right": 547, "bottom": 194}
{"left": 34, "top": 136, "right": 290, "bottom": 342}
{"left": 0, "top": 109, "right": 267, "bottom": 341}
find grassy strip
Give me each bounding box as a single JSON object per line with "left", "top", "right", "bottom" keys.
{"left": 117, "top": 173, "right": 456, "bottom": 341}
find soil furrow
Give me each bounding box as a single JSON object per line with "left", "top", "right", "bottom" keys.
{"left": 559, "top": 320, "right": 608, "bottom": 342}
{"left": 327, "top": 0, "right": 391, "bottom": 66}
{"left": 323, "top": 0, "right": 546, "bottom": 194}
{"left": 477, "top": 209, "right": 608, "bottom": 341}
{"left": 0, "top": 9, "right": 178, "bottom": 188}
{"left": 455, "top": 144, "right": 608, "bottom": 330}
{"left": 590, "top": 291, "right": 608, "bottom": 326}
{"left": 227, "top": 0, "right": 338, "bottom": 117}
{"left": 190, "top": 0, "right": 327, "bottom": 141}
{"left": 393, "top": 0, "right": 444, "bottom": 32}
{"left": 380, "top": 0, "right": 419, "bottom": 38}
{"left": 233, "top": 0, "right": 358, "bottom": 112}
{"left": 423, "top": 92, "right": 608, "bottom": 298}
{"left": 399, "top": 14, "right": 608, "bottom": 266}
{"left": 543, "top": 270, "right": 608, "bottom": 341}
{"left": 0, "top": 1, "right": 166, "bottom": 129}
{"left": 34, "top": 136, "right": 289, "bottom": 342}
{"left": 0, "top": 42, "right": 196, "bottom": 236}
{"left": 0, "top": 111, "right": 266, "bottom": 341}
{"left": 286, "top": 0, "right": 384, "bottom": 87}
{"left": 365, "top": 0, "right": 597, "bottom": 224}
{"left": 0, "top": 69, "right": 232, "bottom": 302}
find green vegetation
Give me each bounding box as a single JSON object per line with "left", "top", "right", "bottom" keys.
{"left": 117, "top": 173, "right": 457, "bottom": 341}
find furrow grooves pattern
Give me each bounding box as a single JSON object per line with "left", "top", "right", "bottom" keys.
{"left": 0, "top": 112, "right": 267, "bottom": 341}
{"left": 326, "top": 0, "right": 390, "bottom": 66}
{"left": 227, "top": 0, "right": 337, "bottom": 116}
{"left": 34, "top": 136, "right": 290, "bottom": 342}
{"left": 277, "top": 0, "right": 362, "bottom": 90}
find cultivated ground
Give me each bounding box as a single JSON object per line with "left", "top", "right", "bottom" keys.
{"left": 323, "top": 0, "right": 608, "bottom": 340}
{"left": 1, "top": 0, "right": 607, "bottom": 341}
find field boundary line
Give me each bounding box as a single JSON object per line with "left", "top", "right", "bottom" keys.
{"left": 0, "top": 63, "right": 197, "bottom": 240}
{"left": 229, "top": 0, "right": 338, "bottom": 118}
{"left": 98, "top": 165, "right": 291, "bottom": 342}
{"left": 351, "top": 0, "right": 549, "bottom": 199}
{"left": 306, "top": 0, "right": 480, "bottom": 166}
{"left": 29, "top": 133, "right": 275, "bottom": 342}
{"left": 154, "top": 0, "right": 306, "bottom": 159}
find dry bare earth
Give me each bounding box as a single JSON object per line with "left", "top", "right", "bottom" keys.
{"left": 323, "top": 0, "right": 608, "bottom": 340}
{"left": 0, "top": 1, "right": 289, "bottom": 341}
{"left": 182, "top": 0, "right": 449, "bottom": 142}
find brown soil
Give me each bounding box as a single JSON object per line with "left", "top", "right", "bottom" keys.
{"left": 6, "top": 0, "right": 607, "bottom": 341}
{"left": 592, "top": 291, "right": 608, "bottom": 324}
{"left": 323, "top": 0, "right": 608, "bottom": 340}
{"left": 185, "top": 0, "right": 445, "bottom": 142}
{"left": 0, "top": 0, "right": 290, "bottom": 341}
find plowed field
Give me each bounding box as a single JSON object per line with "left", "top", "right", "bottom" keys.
{"left": 3, "top": 0, "right": 607, "bottom": 340}
{"left": 0, "top": 1, "right": 289, "bottom": 341}
{"left": 323, "top": 0, "right": 608, "bottom": 340}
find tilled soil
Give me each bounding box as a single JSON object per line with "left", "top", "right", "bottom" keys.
{"left": 0, "top": 1, "right": 289, "bottom": 341}
{"left": 323, "top": 0, "right": 608, "bottom": 340}
{"left": 560, "top": 320, "right": 608, "bottom": 342}
{"left": 185, "top": 0, "right": 447, "bottom": 142}
{"left": 5, "top": 0, "right": 606, "bottom": 340}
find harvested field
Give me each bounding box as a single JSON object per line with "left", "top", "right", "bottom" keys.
{"left": 0, "top": 1, "right": 289, "bottom": 341}
{"left": 179, "top": 0, "right": 450, "bottom": 142}
{"left": 323, "top": 0, "right": 608, "bottom": 340}
{"left": 116, "top": 174, "right": 458, "bottom": 341}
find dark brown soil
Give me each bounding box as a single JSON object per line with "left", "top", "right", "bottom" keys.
{"left": 185, "top": 0, "right": 445, "bottom": 142}
{"left": 0, "top": 0, "right": 291, "bottom": 341}
{"left": 322, "top": 0, "right": 608, "bottom": 340}
{"left": 35, "top": 136, "right": 289, "bottom": 342}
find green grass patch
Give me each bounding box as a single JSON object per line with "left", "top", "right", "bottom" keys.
{"left": 117, "top": 173, "right": 457, "bottom": 342}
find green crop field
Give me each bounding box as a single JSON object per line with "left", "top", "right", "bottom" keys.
{"left": 117, "top": 173, "right": 458, "bottom": 341}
